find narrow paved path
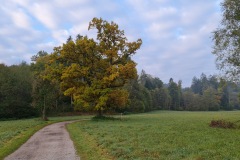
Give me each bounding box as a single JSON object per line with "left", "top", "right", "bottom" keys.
{"left": 5, "top": 121, "right": 80, "bottom": 160}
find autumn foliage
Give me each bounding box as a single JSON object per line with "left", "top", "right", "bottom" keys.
{"left": 45, "top": 18, "right": 142, "bottom": 115}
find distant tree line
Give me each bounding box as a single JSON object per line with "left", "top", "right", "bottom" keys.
{"left": 1, "top": 60, "right": 239, "bottom": 119}
{"left": 0, "top": 61, "right": 74, "bottom": 119}
{"left": 127, "top": 71, "right": 240, "bottom": 112}
{"left": 0, "top": 62, "right": 35, "bottom": 119}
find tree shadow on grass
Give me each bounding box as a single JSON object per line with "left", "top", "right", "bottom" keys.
{"left": 92, "top": 115, "right": 122, "bottom": 121}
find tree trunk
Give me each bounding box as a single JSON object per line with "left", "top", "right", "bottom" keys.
{"left": 98, "top": 109, "right": 103, "bottom": 117}
{"left": 71, "top": 95, "right": 73, "bottom": 109}
{"left": 56, "top": 99, "right": 58, "bottom": 110}
{"left": 42, "top": 95, "right": 48, "bottom": 121}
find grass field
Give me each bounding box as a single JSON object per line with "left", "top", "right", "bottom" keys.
{"left": 67, "top": 111, "right": 240, "bottom": 160}
{"left": 0, "top": 115, "right": 91, "bottom": 159}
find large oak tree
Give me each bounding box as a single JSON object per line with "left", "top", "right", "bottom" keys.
{"left": 45, "top": 18, "right": 142, "bottom": 116}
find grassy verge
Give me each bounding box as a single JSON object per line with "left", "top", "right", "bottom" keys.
{"left": 0, "top": 115, "right": 91, "bottom": 159}
{"left": 67, "top": 111, "right": 240, "bottom": 160}
{"left": 67, "top": 120, "right": 114, "bottom": 160}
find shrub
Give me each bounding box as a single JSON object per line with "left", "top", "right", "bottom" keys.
{"left": 92, "top": 116, "right": 119, "bottom": 121}
{"left": 0, "top": 104, "right": 38, "bottom": 120}
{"left": 209, "top": 119, "right": 236, "bottom": 129}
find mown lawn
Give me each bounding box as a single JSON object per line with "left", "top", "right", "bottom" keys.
{"left": 0, "top": 115, "right": 91, "bottom": 159}
{"left": 67, "top": 111, "right": 240, "bottom": 160}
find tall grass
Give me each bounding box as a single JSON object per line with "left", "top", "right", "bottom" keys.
{"left": 68, "top": 111, "right": 240, "bottom": 160}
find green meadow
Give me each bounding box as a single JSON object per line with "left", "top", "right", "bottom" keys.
{"left": 67, "top": 111, "right": 240, "bottom": 160}
{"left": 1, "top": 111, "right": 240, "bottom": 160}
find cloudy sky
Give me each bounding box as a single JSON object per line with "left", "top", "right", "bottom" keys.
{"left": 0, "top": 0, "right": 222, "bottom": 87}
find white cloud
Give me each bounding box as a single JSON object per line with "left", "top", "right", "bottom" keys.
{"left": 144, "top": 7, "right": 178, "bottom": 21}
{"left": 69, "top": 23, "right": 88, "bottom": 36}
{"left": 0, "top": 0, "right": 222, "bottom": 86}
{"left": 36, "top": 42, "right": 55, "bottom": 53}
{"left": 9, "top": 8, "right": 30, "bottom": 29}
{"left": 52, "top": 29, "right": 70, "bottom": 44}
{"left": 53, "top": 0, "right": 89, "bottom": 7}
{"left": 146, "top": 22, "right": 175, "bottom": 39}
{"left": 29, "top": 2, "right": 57, "bottom": 29}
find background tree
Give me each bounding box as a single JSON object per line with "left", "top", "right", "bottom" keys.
{"left": 31, "top": 51, "right": 61, "bottom": 120}
{"left": 219, "top": 78, "right": 230, "bottom": 110}
{"left": 125, "top": 79, "right": 148, "bottom": 113}
{"left": 191, "top": 76, "right": 203, "bottom": 95}
{"left": 178, "top": 80, "right": 184, "bottom": 109}
{"left": 168, "top": 78, "right": 180, "bottom": 110}
{"left": 183, "top": 90, "right": 200, "bottom": 111}
{"left": 212, "top": 0, "right": 240, "bottom": 81}
{"left": 202, "top": 87, "right": 221, "bottom": 111}
{"left": 0, "top": 62, "right": 36, "bottom": 119}
{"left": 139, "top": 70, "right": 163, "bottom": 90}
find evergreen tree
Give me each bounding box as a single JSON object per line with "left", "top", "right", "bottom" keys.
{"left": 168, "top": 78, "right": 180, "bottom": 110}
{"left": 0, "top": 62, "right": 36, "bottom": 119}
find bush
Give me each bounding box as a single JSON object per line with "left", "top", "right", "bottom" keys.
{"left": 92, "top": 116, "right": 119, "bottom": 121}
{"left": 209, "top": 119, "right": 236, "bottom": 129}
{"left": 0, "top": 105, "right": 38, "bottom": 120}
